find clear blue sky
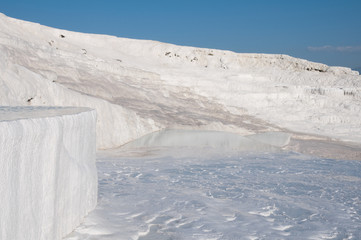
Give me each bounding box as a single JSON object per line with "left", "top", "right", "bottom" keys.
{"left": 1, "top": 0, "right": 361, "bottom": 69}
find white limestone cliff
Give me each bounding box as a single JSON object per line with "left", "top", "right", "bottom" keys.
{"left": 0, "top": 12, "right": 360, "bottom": 147}
{"left": 0, "top": 106, "right": 97, "bottom": 240}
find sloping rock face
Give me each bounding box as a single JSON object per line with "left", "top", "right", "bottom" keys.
{"left": 0, "top": 13, "right": 360, "bottom": 147}
{"left": 0, "top": 106, "right": 97, "bottom": 240}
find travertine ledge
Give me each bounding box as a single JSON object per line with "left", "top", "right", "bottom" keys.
{"left": 0, "top": 106, "right": 97, "bottom": 240}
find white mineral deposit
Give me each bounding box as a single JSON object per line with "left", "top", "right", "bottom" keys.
{"left": 0, "top": 12, "right": 360, "bottom": 239}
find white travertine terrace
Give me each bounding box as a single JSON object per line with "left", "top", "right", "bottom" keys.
{"left": 0, "top": 13, "right": 360, "bottom": 149}
{"left": 0, "top": 106, "right": 97, "bottom": 240}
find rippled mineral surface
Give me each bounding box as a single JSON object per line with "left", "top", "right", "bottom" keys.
{"left": 65, "top": 145, "right": 361, "bottom": 240}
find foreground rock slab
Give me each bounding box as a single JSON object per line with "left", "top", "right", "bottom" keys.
{"left": 0, "top": 106, "right": 97, "bottom": 240}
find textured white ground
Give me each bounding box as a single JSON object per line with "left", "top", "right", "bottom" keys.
{"left": 0, "top": 13, "right": 360, "bottom": 149}
{"left": 0, "top": 106, "right": 97, "bottom": 240}
{"left": 64, "top": 132, "right": 361, "bottom": 240}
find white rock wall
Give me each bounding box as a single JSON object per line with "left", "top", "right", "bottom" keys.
{"left": 0, "top": 45, "right": 162, "bottom": 149}
{"left": 0, "top": 107, "right": 97, "bottom": 240}
{"left": 0, "top": 13, "right": 360, "bottom": 146}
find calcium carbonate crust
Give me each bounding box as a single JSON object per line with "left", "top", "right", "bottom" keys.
{"left": 0, "top": 107, "right": 97, "bottom": 240}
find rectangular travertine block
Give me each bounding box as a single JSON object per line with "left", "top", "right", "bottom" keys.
{"left": 0, "top": 106, "right": 97, "bottom": 240}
